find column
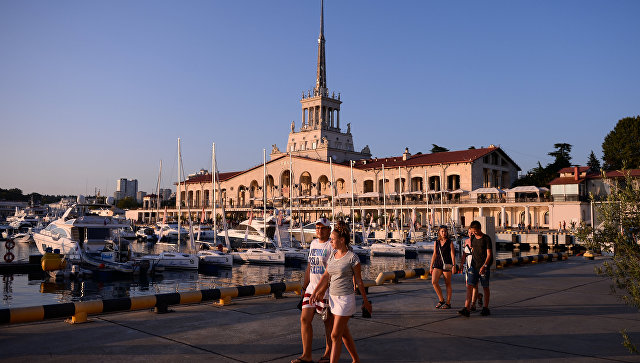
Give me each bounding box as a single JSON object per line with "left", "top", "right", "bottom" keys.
{"left": 500, "top": 206, "right": 505, "bottom": 228}
{"left": 454, "top": 207, "right": 460, "bottom": 225}
{"left": 337, "top": 110, "right": 340, "bottom": 130}
{"left": 479, "top": 206, "right": 484, "bottom": 218}
{"left": 525, "top": 205, "right": 530, "bottom": 226}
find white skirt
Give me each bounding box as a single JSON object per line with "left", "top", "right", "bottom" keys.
{"left": 329, "top": 294, "right": 356, "bottom": 317}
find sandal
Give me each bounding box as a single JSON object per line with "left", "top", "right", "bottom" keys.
{"left": 291, "top": 358, "right": 313, "bottom": 363}
{"left": 441, "top": 303, "right": 451, "bottom": 309}
{"left": 435, "top": 301, "right": 445, "bottom": 309}
{"left": 317, "top": 356, "right": 330, "bottom": 363}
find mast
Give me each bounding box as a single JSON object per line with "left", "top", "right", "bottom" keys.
{"left": 398, "top": 166, "right": 403, "bottom": 241}
{"left": 289, "top": 152, "right": 293, "bottom": 243}
{"left": 212, "top": 143, "right": 217, "bottom": 243}
{"left": 177, "top": 138, "right": 182, "bottom": 253}
{"left": 263, "top": 148, "right": 267, "bottom": 246}
{"left": 330, "top": 156, "right": 334, "bottom": 225}
{"left": 382, "top": 164, "right": 387, "bottom": 241}
{"left": 156, "top": 160, "right": 162, "bottom": 225}
{"left": 350, "top": 160, "right": 355, "bottom": 244}
{"left": 425, "top": 169, "right": 430, "bottom": 237}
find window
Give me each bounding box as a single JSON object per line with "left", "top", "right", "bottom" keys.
{"left": 312, "top": 141, "right": 317, "bottom": 149}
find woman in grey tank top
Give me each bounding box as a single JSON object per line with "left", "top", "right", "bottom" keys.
{"left": 310, "top": 223, "right": 372, "bottom": 363}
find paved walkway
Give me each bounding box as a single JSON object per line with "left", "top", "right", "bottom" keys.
{"left": 2, "top": 257, "right": 640, "bottom": 362}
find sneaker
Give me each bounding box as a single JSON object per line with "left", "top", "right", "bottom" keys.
{"left": 480, "top": 307, "right": 491, "bottom": 316}
{"left": 458, "top": 307, "right": 470, "bottom": 317}
{"left": 470, "top": 304, "right": 477, "bottom": 312}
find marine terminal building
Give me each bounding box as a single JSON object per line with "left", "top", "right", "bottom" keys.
{"left": 126, "top": 3, "right": 596, "bottom": 231}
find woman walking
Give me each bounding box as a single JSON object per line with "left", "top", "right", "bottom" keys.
{"left": 310, "top": 223, "right": 372, "bottom": 363}
{"left": 429, "top": 225, "right": 457, "bottom": 309}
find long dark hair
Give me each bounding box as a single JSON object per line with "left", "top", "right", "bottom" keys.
{"left": 438, "top": 225, "right": 450, "bottom": 242}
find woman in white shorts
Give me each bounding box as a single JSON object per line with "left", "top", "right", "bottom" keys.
{"left": 311, "top": 223, "right": 372, "bottom": 363}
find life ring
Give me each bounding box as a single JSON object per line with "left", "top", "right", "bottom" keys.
{"left": 5, "top": 240, "right": 15, "bottom": 249}
{"left": 4, "top": 252, "right": 15, "bottom": 263}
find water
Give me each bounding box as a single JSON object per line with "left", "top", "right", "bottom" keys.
{"left": 0, "top": 240, "right": 531, "bottom": 308}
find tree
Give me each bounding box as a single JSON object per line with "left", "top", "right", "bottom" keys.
{"left": 575, "top": 172, "right": 640, "bottom": 352}
{"left": 512, "top": 143, "right": 573, "bottom": 187}
{"left": 602, "top": 116, "right": 640, "bottom": 170}
{"left": 587, "top": 150, "right": 601, "bottom": 173}
{"left": 116, "top": 197, "right": 139, "bottom": 209}
{"left": 430, "top": 144, "right": 449, "bottom": 153}
{"left": 548, "top": 143, "right": 572, "bottom": 169}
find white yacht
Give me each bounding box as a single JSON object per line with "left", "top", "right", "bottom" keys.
{"left": 370, "top": 241, "right": 418, "bottom": 258}
{"left": 155, "top": 223, "right": 188, "bottom": 242}
{"left": 135, "top": 250, "right": 199, "bottom": 270}
{"left": 33, "top": 202, "right": 144, "bottom": 273}
{"left": 225, "top": 217, "right": 298, "bottom": 264}
{"left": 195, "top": 240, "right": 233, "bottom": 268}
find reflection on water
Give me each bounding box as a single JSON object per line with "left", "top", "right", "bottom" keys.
{"left": 0, "top": 241, "right": 556, "bottom": 308}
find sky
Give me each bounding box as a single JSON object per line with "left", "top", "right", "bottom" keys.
{"left": 1, "top": 0, "right": 638, "bottom": 196}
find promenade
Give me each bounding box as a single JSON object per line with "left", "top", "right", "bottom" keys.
{"left": 2, "top": 257, "right": 640, "bottom": 362}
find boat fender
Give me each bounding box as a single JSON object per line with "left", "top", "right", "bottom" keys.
{"left": 4, "top": 252, "right": 15, "bottom": 263}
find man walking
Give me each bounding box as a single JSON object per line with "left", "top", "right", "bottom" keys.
{"left": 292, "top": 217, "right": 333, "bottom": 363}
{"left": 459, "top": 220, "right": 493, "bottom": 317}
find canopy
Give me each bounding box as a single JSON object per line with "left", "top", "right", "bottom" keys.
{"left": 448, "top": 189, "right": 469, "bottom": 195}
{"left": 470, "top": 187, "right": 506, "bottom": 197}
{"left": 358, "top": 192, "right": 381, "bottom": 199}
{"left": 508, "top": 186, "right": 547, "bottom": 193}
{"left": 336, "top": 193, "right": 356, "bottom": 199}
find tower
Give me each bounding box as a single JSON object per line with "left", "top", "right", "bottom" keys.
{"left": 271, "top": 0, "right": 371, "bottom": 163}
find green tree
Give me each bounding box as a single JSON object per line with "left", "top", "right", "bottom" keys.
{"left": 430, "top": 144, "right": 449, "bottom": 153}
{"left": 512, "top": 143, "right": 573, "bottom": 187}
{"left": 587, "top": 150, "right": 601, "bottom": 173}
{"left": 116, "top": 197, "right": 139, "bottom": 209}
{"left": 575, "top": 171, "right": 640, "bottom": 352}
{"left": 602, "top": 116, "right": 640, "bottom": 170}
{"left": 548, "top": 143, "right": 572, "bottom": 169}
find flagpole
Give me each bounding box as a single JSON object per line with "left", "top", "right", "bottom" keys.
{"left": 398, "top": 166, "right": 403, "bottom": 241}
{"left": 211, "top": 143, "right": 217, "bottom": 243}
{"left": 289, "top": 152, "right": 293, "bottom": 244}
{"left": 263, "top": 148, "right": 267, "bottom": 246}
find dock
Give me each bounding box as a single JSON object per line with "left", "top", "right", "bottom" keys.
{"left": 2, "top": 257, "right": 639, "bottom": 362}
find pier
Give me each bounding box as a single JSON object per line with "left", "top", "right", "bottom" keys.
{"left": 2, "top": 256, "right": 638, "bottom": 362}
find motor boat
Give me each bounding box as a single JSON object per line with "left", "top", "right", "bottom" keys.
{"left": 135, "top": 250, "right": 199, "bottom": 270}
{"left": 135, "top": 227, "right": 158, "bottom": 243}
{"left": 155, "top": 223, "right": 188, "bottom": 242}
{"left": 195, "top": 240, "right": 233, "bottom": 268}
{"left": 33, "top": 202, "right": 147, "bottom": 274}
{"left": 370, "top": 240, "right": 418, "bottom": 258}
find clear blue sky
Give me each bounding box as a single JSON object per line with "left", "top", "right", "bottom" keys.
{"left": 1, "top": 0, "right": 638, "bottom": 196}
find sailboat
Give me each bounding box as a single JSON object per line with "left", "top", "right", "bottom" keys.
{"left": 370, "top": 164, "right": 407, "bottom": 257}
{"left": 196, "top": 142, "right": 233, "bottom": 268}
{"left": 230, "top": 149, "right": 285, "bottom": 265}
{"left": 137, "top": 139, "right": 199, "bottom": 270}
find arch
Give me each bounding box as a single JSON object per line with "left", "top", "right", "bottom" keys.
{"left": 187, "top": 191, "right": 194, "bottom": 207}
{"left": 544, "top": 211, "right": 549, "bottom": 225}
{"left": 336, "top": 178, "right": 346, "bottom": 194}
{"left": 299, "top": 172, "right": 312, "bottom": 196}
{"left": 237, "top": 185, "right": 247, "bottom": 207}
{"left": 317, "top": 175, "right": 330, "bottom": 196}
{"left": 249, "top": 180, "right": 260, "bottom": 199}
{"left": 280, "top": 170, "right": 291, "bottom": 197}
{"left": 266, "top": 174, "right": 275, "bottom": 199}
{"left": 363, "top": 180, "right": 374, "bottom": 193}
{"left": 394, "top": 178, "right": 406, "bottom": 193}
{"left": 378, "top": 178, "right": 389, "bottom": 194}
{"left": 410, "top": 177, "right": 423, "bottom": 192}
{"left": 195, "top": 190, "right": 201, "bottom": 207}
{"left": 428, "top": 176, "right": 441, "bottom": 191}
{"left": 447, "top": 174, "right": 460, "bottom": 190}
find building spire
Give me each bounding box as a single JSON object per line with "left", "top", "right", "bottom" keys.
{"left": 315, "top": 0, "right": 327, "bottom": 96}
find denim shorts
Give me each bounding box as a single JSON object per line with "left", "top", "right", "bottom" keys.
{"left": 466, "top": 265, "right": 490, "bottom": 287}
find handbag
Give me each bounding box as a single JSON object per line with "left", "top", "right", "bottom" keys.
{"left": 438, "top": 241, "right": 453, "bottom": 272}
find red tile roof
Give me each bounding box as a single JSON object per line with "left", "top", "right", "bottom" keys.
{"left": 352, "top": 146, "right": 520, "bottom": 170}
{"left": 179, "top": 171, "right": 243, "bottom": 185}
{"left": 549, "top": 167, "right": 640, "bottom": 185}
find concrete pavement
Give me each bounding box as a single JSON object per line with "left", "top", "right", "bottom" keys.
{"left": 2, "top": 257, "right": 640, "bottom": 362}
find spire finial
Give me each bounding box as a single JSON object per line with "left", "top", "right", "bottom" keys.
{"left": 315, "top": 0, "right": 327, "bottom": 96}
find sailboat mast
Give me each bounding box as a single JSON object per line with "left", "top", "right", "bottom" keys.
{"left": 263, "top": 148, "right": 267, "bottom": 245}
{"left": 382, "top": 164, "right": 387, "bottom": 241}
{"left": 156, "top": 160, "right": 162, "bottom": 225}
{"left": 330, "top": 157, "right": 335, "bottom": 226}
{"left": 289, "top": 152, "right": 293, "bottom": 243}
{"left": 398, "top": 166, "right": 403, "bottom": 241}
{"left": 177, "top": 138, "right": 182, "bottom": 253}
{"left": 350, "top": 160, "right": 355, "bottom": 244}
{"left": 212, "top": 142, "right": 217, "bottom": 242}
{"left": 425, "top": 169, "right": 430, "bottom": 236}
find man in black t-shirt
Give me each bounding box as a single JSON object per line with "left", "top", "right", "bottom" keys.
{"left": 458, "top": 220, "right": 493, "bottom": 317}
